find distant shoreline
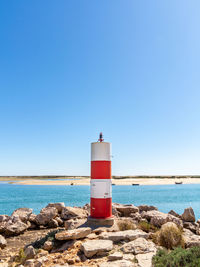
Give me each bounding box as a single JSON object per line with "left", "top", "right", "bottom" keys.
{"left": 1, "top": 176, "right": 200, "bottom": 186}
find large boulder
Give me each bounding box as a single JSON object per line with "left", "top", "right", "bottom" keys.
{"left": 182, "top": 207, "right": 195, "bottom": 222}
{"left": 4, "top": 219, "right": 28, "bottom": 236}
{"left": 11, "top": 208, "right": 33, "bottom": 223}
{"left": 61, "top": 207, "right": 87, "bottom": 220}
{"left": 0, "top": 234, "right": 7, "bottom": 248}
{"left": 35, "top": 207, "right": 58, "bottom": 225}
{"left": 121, "top": 237, "right": 156, "bottom": 254}
{"left": 64, "top": 218, "right": 87, "bottom": 230}
{"left": 113, "top": 204, "right": 139, "bottom": 217}
{"left": 183, "top": 229, "right": 200, "bottom": 248}
{"left": 24, "top": 246, "right": 36, "bottom": 260}
{"left": 45, "top": 203, "right": 65, "bottom": 213}
{"left": 81, "top": 240, "right": 113, "bottom": 258}
{"left": 136, "top": 252, "right": 156, "bottom": 267}
{"left": 55, "top": 227, "right": 91, "bottom": 240}
{"left": 100, "top": 229, "right": 148, "bottom": 242}
{"left": 0, "top": 215, "right": 10, "bottom": 223}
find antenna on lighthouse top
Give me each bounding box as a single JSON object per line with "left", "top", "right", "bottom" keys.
{"left": 98, "top": 132, "right": 104, "bottom": 142}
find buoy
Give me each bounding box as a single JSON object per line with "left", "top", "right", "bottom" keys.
{"left": 90, "top": 133, "right": 112, "bottom": 218}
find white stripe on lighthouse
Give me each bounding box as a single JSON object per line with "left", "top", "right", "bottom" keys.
{"left": 90, "top": 179, "right": 112, "bottom": 198}
{"left": 91, "top": 142, "right": 111, "bottom": 161}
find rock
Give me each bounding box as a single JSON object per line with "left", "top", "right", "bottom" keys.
{"left": 35, "top": 207, "right": 58, "bottom": 225}
{"left": 45, "top": 203, "right": 65, "bottom": 213}
{"left": 55, "top": 227, "right": 91, "bottom": 240}
{"left": 138, "top": 205, "right": 158, "bottom": 212}
{"left": 64, "top": 218, "right": 87, "bottom": 230}
{"left": 108, "top": 252, "right": 123, "bottom": 261}
{"left": 121, "top": 237, "right": 156, "bottom": 254}
{"left": 183, "top": 229, "right": 200, "bottom": 248}
{"left": 34, "top": 256, "right": 48, "bottom": 267}
{"left": 130, "top": 212, "right": 142, "bottom": 222}
{"left": 183, "top": 222, "right": 197, "bottom": 233}
{"left": 0, "top": 234, "right": 7, "bottom": 248}
{"left": 11, "top": 208, "right": 33, "bottom": 223}
{"left": 99, "top": 260, "right": 136, "bottom": 267}
{"left": 136, "top": 252, "right": 156, "bottom": 267}
{"left": 24, "top": 245, "right": 36, "bottom": 260}
{"left": 113, "top": 203, "right": 139, "bottom": 217}
{"left": 43, "top": 240, "right": 53, "bottom": 251}
{"left": 168, "top": 210, "right": 181, "bottom": 218}
{"left": 81, "top": 240, "right": 113, "bottom": 257}
{"left": 0, "top": 215, "right": 10, "bottom": 223}
{"left": 87, "top": 233, "right": 98, "bottom": 239}
{"left": 100, "top": 229, "right": 148, "bottom": 242}
{"left": 61, "top": 206, "right": 87, "bottom": 220}
{"left": 29, "top": 214, "right": 37, "bottom": 223}
{"left": 51, "top": 240, "right": 75, "bottom": 253}
{"left": 24, "top": 259, "right": 35, "bottom": 266}
{"left": 4, "top": 219, "right": 28, "bottom": 236}
{"left": 182, "top": 207, "right": 195, "bottom": 222}
{"left": 55, "top": 216, "right": 64, "bottom": 226}
{"left": 123, "top": 254, "right": 135, "bottom": 261}
{"left": 48, "top": 218, "right": 59, "bottom": 228}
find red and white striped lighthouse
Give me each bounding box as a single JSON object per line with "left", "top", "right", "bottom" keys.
{"left": 90, "top": 133, "right": 112, "bottom": 218}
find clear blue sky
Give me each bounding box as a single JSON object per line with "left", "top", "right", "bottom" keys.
{"left": 0, "top": 1, "right": 200, "bottom": 176}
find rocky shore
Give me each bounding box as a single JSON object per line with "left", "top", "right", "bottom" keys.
{"left": 0, "top": 203, "right": 200, "bottom": 266}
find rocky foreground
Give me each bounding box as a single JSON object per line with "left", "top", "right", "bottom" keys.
{"left": 0, "top": 203, "right": 200, "bottom": 267}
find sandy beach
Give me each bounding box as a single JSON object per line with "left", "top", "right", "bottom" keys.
{"left": 10, "top": 177, "right": 200, "bottom": 186}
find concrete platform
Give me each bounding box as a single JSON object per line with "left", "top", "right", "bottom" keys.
{"left": 86, "top": 216, "right": 114, "bottom": 227}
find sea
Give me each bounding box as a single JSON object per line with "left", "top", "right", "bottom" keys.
{"left": 0, "top": 182, "right": 200, "bottom": 218}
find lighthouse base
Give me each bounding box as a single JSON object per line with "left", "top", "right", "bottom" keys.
{"left": 87, "top": 216, "right": 114, "bottom": 226}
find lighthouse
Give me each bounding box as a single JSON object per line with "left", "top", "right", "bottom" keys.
{"left": 90, "top": 133, "right": 112, "bottom": 218}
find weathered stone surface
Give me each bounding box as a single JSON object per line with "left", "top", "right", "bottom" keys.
{"left": 4, "top": 219, "right": 28, "bottom": 236}
{"left": 24, "top": 259, "right": 35, "bottom": 266}
{"left": 138, "top": 205, "right": 158, "bottom": 213}
{"left": 35, "top": 207, "right": 58, "bottom": 225}
{"left": 0, "top": 234, "right": 7, "bottom": 248}
{"left": 121, "top": 237, "right": 156, "bottom": 254}
{"left": 24, "top": 245, "right": 36, "bottom": 260}
{"left": 61, "top": 207, "right": 87, "bottom": 220}
{"left": 51, "top": 240, "right": 75, "bottom": 253}
{"left": 113, "top": 203, "right": 139, "bottom": 217}
{"left": 0, "top": 215, "right": 10, "bottom": 223}
{"left": 55, "top": 216, "right": 64, "bottom": 226}
{"left": 182, "top": 207, "right": 195, "bottom": 222}
{"left": 183, "top": 229, "right": 200, "bottom": 248}
{"left": 45, "top": 202, "right": 65, "bottom": 213}
{"left": 168, "top": 210, "right": 181, "bottom": 218}
{"left": 100, "top": 229, "right": 148, "bottom": 242}
{"left": 55, "top": 227, "right": 91, "bottom": 240}
{"left": 99, "top": 260, "right": 136, "bottom": 267}
{"left": 43, "top": 240, "right": 53, "bottom": 251}
{"left": 108, "top": 252, "right": 123, "bottom": 261}
{"left": 11, "top": 208, "right": 33, "bottom": 223}
{"left": 81, "top": 240, "right": 113, "bottom": 257}
{"left": 48, "top": 218, "right": 59, "bottom": 228}
{"left": 136, "top": 252, "right": 156, "bottom": 267}
{"left": 183, "top": 222, "right": 197, "bottom": 233}
{"left": 64, "top": 218, "right": 87, "bottom": 230}
{"left": 29, "top": 214, "right": 37, "bottom": 223}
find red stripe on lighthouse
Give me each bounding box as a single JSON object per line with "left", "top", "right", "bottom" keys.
{"left": 91, "top": 198, "right": 112, "bottom": 218}
{"left": 91, "top": 161, "right": 111, "bottom": 179}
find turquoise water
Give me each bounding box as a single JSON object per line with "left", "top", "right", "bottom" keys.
{"left": 0, "top": 183, "right": 200, "bottom": 219}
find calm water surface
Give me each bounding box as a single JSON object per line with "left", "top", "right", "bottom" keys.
{"left": 0, "top": 183, "right": 200, "bottom": 218}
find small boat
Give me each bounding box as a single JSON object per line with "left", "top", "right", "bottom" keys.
{"left": 112, "top": 183, "right": 116, "bottom": 186}
{"left": 175, "top": 181, "right": 182, "bottom": 184}
{"left": 132, "top": 183, "right": 140, "bottom": 186}
{"left": 70, "top": 182, "right": 74, "bottom": 185}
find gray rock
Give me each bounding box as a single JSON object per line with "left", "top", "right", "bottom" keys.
{"left": 48, "top": 218, "right": 59, "bottom": 228}
{"left": 136, "top": 252, "right": 156, "bottom": 267}
{"left": 11, "top": 208, "right": 33, "bottom": 223}
{"left": 100, "top": 229, "right": 148, "bottom": 242}
{"left": 182, "top": 207, "right": 195, "bottom": 222}
{"left": 183, "top": 222, "right": 197, "bottom": 233}
{"left": 4, "top": 219, "right": 28, "bottom": 236}
{"left": 81, "top": 240, "right": 113, "bottom": 258}
{"left": 55, "top": 227, "right": 91, "bottom": 240}
{"left": 24, "top": 246, "right": 36, "bottom": 260}
{"left": 43, "top": 240, "right": 53, "bottom": 251}
{"left": 35, "top": 207, "right": 58, "bottom": 225}
{"left": 61, "top": 206, "right": 87, "bottom": 220}
{"left": 183, "top": 229, "right": 200, "bottom": 248}
{"left": 45, "top": 202, "right": 65, "bottom": 213}
{"left": 108, "top": 252, "right": 123, "bottom": 261}
{"left": 121, "top": 237, "right": 156, "bottom": 254}
{"left": 64, "top": 218, "right": 87, "bottom": 230}
{"left": 24, "top": 259, "right": 35, "bottom": 267}
{"left": 113, "top": 204, "right": 139, "bottom": 217}
{"left": 138, "top": 205, "right": 158, "bottom": 213}
{"left": 0, "top": 234, "right": 7, "bottom": 248}
{"left": 99, "top": 260, "right": 136, "bottom": 267}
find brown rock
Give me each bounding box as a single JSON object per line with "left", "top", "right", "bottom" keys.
{"left": 121, "top": 237, "right": 156, "bottom": 254}
{"left": 24, "top": 245, "right": 36, "bottom": 260}
{"left": 55, "top": 227, "right": 91, "bottom": 240}
{"left": 35, "top": 207, "right": 58, "bottom": 225}
{"left": 81, "top": 239, "right": 113, "bottom": 257}
{"left": 113, "top": 203, "right": 139, "bottom": 217}
{"left": 182, "top": 207, "right": 195, "bottom": 222}
{"left": 11, "top": 208, "right": 33, "bottom": 223}
{"left": 45, "top": 202, "right": 65, "bottom": 213}
{"left": 0, "top": 234, "right": 7, "bottom": 248}
{"left": 138, "top": 205, "right": 158, "bottom": 212}
{"left": 61, "top": 206, "right": 87, "bottom": 220}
